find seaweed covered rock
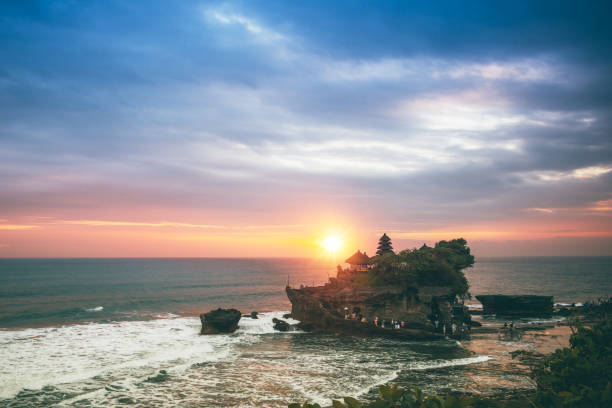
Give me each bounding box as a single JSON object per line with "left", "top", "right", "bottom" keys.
{"left": 200, "top": 308, "right": 241, "bottom": 334}
{"left": 476, "top": 295, "right": 553, "bottom": 316}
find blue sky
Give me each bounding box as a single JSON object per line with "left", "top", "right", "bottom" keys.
{"left": 1, "top": 1, "right": 611, "bottom": 256}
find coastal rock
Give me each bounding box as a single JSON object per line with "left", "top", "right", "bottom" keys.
{"left": 285, "top": 285, "right": 456, "bottom": 340}
{"left": 476, "top": 295, "right": 553, "bottom": 317}
{"left": 243, "top": 311, "right": 259, "bottom": 319}
{"left": 272, "top": 317, "right": 291, "bottom": 331}
{"left": 200, "top": 308, "right": 241, "bottom": 335}
{"left": 282, "top": 313, "right": 292, "bottom": 319}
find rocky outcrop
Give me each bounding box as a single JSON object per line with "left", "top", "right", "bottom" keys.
{"left": 200, "top": 308, "right": 241, "bottom": 334}
{"left": 285, "top": 284, "right": 463, "bottom": 340}
{"left": 272, "top": 318, "right": 291, "bottom": 331}
{"left": 476, "top": 295, "right": 553, "bottom": 316}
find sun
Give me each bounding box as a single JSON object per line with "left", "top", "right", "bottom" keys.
{"left": 320, "top": 234, "right": 343, "bottom": 255}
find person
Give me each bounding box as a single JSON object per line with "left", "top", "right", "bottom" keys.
{"left": 361, "top": 316, "right": 367, "bottom": 323}
{"left": 434, "top": 319, "right": 439, "bottom": 329}
{"left": 401, "top": 321, "right": 405, "bottom": 328}
{"left": 451, "top": 323, "right": 456, "bottom": 336}
{"left": 374, "top": 316, "right": 379, "bottom": 327}
{"left": 509, "top": 321, "right": 514, "bottom": 335}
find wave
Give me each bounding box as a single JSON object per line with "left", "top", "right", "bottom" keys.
{"left": 85, "top": 306, "right": 104, "bottom": 312}
{"left": 0, "top": 311, "right": 493, "bottom": 407}
{"left": 0, "top": 311, "right": 299, "bottom": 401}
{"left": 406, "top": 355, "right": 491, "bottom": 371}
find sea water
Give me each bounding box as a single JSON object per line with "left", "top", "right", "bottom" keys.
{"left": 0, "top": 257, "right": 610, "bottom": 407}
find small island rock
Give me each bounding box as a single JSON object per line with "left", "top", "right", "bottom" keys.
{"left": 476, "top": 295, "right": 553, "bottom": 316}
{"left": 272, "top": 317, "right": 291, "bottom": 332}
{"left": 200, "top": 308, "right": 241, "bottom": 335}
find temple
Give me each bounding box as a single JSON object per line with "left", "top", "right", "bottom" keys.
{"left": 286, "top": 234, "right": 473, "bottom": 339}
{"left": 344, "top": 250, "right": 370, "bottom": 272}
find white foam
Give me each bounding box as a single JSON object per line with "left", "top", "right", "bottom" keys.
{"left": 237, "top": 311, "right": 301, "bottom": 335}
{"left": 0, "top": 312, "right": 493, "bottom": 406}
{"left": 406, "top": 355, "right": 491, "bottom": 371}
{"left": 0, "top": 311, "right": 303, "bottom": 400}
{"left": 85, "top": 306, "right": 104, "bottom": 312}
{"left": 0, "top": 317, "right": 236, "bottom": 400}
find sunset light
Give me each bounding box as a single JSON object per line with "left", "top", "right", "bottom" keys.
{"left": 320, "top": 234, "right": 344, "bottom": 255}
{"left": 1, "top": 3, "right": 611, "bottom": 407}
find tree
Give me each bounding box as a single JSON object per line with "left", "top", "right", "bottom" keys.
{"left": 376, "top": 233, "right": 394, "bottom": 255}
{"left": 365, "top": 238, "right": 474, "bottom": 297}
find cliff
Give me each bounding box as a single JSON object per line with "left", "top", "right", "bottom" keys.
{"left": 286, "top": 281, "right": 469, "bottom": 339}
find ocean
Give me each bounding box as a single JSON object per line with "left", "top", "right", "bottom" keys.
{"left": 0, "top": 257, "right": 610, "bottom": 407}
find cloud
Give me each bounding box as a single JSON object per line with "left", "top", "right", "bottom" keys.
{"left": 207, "top": 10, "right": 285, "bottom": 42}
{"left": 321, "top": 57, "right": 557, "bottom": 83}
{"left": 0, "top": 224, "right": 38, "bottom": 230}
{"left": 55, "top": 220, "right": 227, "bottom": 229}
{"left": 52, "top": 219, "right": 304, "bottom": 231}
{"left": 524, "top": 166, "right": 612, "bottom": 183}
{"left": 0, "top": 1, "right": 611, "bottom": 255}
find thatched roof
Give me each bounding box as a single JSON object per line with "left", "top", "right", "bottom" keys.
{"left": 345, "top": 250, "right": 370, "bottom": 265}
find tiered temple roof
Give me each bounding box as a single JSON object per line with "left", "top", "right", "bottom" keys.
{"left": 345, "top": 250, "right": 370, "bottom": 265}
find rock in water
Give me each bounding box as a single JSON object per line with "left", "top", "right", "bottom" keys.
{"left": 200, "top": 308, "right": 241, "bottom": 334}
{"left": 250, "top": 311, "right": 258, "bottom": 319}
{"left": 475, "top": 295, "right": 553, "bottom": 316}
{"left": 282, "top": 313, "right": 292, "bottom": 319}
{"left": 272, "top": 317, "right": 291, "bottom": 332}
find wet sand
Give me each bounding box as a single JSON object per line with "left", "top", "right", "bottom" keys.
{"left": 459, "top": 318, "right": 572, "bottom": 398}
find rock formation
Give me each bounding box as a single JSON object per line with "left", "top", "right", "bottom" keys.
{"left": 200, "top": 308, "right": 241, "bottom": 334}
{"left": 475, "top": 295, "right": 553, "bottom": 316}
{"left": 286, "top": 282, "right": 469, "bottom": 339}
{"left": 272, "top": 317, "right": 291, "bottom": 331}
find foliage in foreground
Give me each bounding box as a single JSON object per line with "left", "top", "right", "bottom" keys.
{"left": 531, "top": 317, "right": 612, "bottom": 408}
{"left": 289, "top": 384, "right": 477, "bottom": 408}
{"left": 356, "top": 238, "right": 474, "bottom": 296}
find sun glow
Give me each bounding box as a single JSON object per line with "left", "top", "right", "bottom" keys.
{"left": 320, "top": 234, "right": 344, "bottom": 255}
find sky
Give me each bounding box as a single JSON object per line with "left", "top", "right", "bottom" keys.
{"left": 1, "top": 0, "right": 611, "bottom": 258}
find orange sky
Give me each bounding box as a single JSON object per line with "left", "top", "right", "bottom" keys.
{"left": 1, "top": 205, "right": 611, "bottom": 257}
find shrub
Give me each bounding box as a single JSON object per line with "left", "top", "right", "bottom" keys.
{"left": 532, "top": 318, "right": 612, "bottom": 407}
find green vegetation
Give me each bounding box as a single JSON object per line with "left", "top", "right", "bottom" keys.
{"left": 376, "top": 233, "right": 394, "bottom": 256}
{"left": 357, "top": 238, "right": 474, "bottom": 297}
{"left": 288, "top": 384, "right": 477, "bottom": 408}
{"left": 531, "top": 318, "right": 612, "bottom": 408}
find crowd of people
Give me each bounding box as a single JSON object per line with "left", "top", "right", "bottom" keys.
{"left": 343, "top": 308, "right": 407, "bottom": 329}
{"left": 342, "top": 307, "right": 470, "bottom": 338}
